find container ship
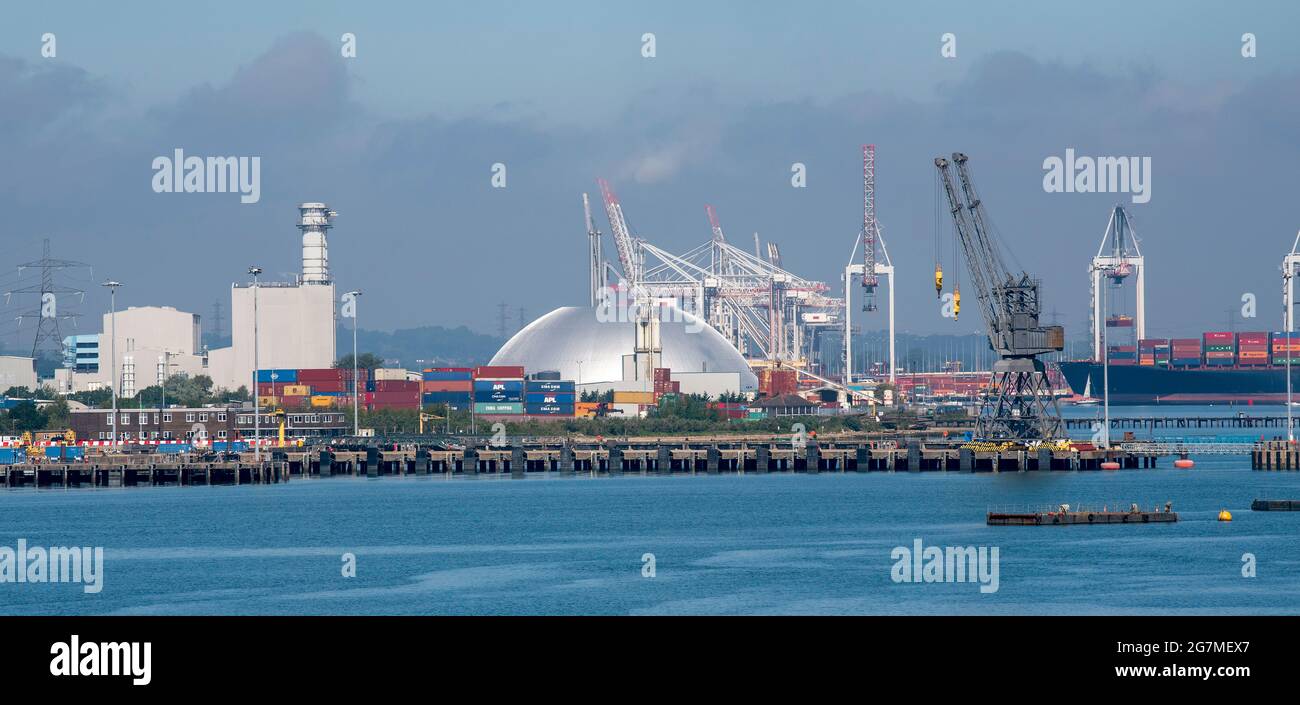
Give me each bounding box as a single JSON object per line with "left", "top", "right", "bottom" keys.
{"left": 1057, "top": 331, "right": 1300, "bottom": 405}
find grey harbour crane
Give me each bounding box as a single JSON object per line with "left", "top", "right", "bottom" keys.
{"left": 934, "top": 153, "right": 1066, "bottom": 441}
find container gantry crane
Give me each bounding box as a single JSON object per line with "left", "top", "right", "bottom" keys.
{"left": 1089, "top": 205, "right": 1145, "bottom": 361}
{"left": 935, "top": 153, "right": 1065, "bottom": 441}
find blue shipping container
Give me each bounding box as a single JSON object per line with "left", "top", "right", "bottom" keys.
{"left": 256, "top": 369, "right": 299, "bottom": 383}
{"left": 0, "top": 448, "right": 19, "bottom": 464}
{"left": 423, "top": 371, "right": 473, "bottom": 381}
{"left": 42, "top": 446, "right": 85, "bottom": 460}
{"left": 423, "top": 392, "right": 473, "bottom": 404}
{"left": 474, "top": 379, "right": 524, "bottom": 393}
{"left": 478, "top": 390, "right": 522, "bottom": 403}
{"left": 526, "top": 403, "right": 575, "bottom": 415}
{"left": 528, "top": 380, "right": 575, "bottom": 393}
{"left": 526, "top": 392, "right": 575, "bottom": 404}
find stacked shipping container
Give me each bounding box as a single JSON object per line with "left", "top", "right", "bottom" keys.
{"left": 422, "top": 368, "right": 472, "bottom": 410}
{"left": 1169, "top": 338, "right": 1202, "bottom": 367}
{"left": 1137, "top": 338, "right": 1169, "bottom": 366}
{"left": 1272, "top": 332, "right": 1300, "bottom": 365}
{"left": 472, "top": 365, "right": 525, "bottom": 416}
{"left": 1106, "top": 345, "right": 1136, "bottom": 366}
{"left": 1237, "top": 332, "right": 1269, "bottom": 366}
{"left": 525, "top": 379, "right": 575, "bottom": 416}
{"left": 1203, "top": 331, "right": 1235, "bottom": 366}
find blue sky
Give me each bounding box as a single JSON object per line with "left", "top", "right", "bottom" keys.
{"left": 1, "top": 1, "right": 1298, "bottom": 343}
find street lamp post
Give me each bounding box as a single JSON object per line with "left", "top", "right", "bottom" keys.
{"left": 102, "top": 281, "right": 121, "bottom": 447}
{"left": 159, "top": 349, "right": 175, "bottom": 419}
{"left": 249, "top": 266, "right": 262, "bottom": 461}
{"left": 345, "top": 290, "right": 362, "bottom": 436}
{"left": 1286, "top": 264, "right": 1294, "bottom": 442}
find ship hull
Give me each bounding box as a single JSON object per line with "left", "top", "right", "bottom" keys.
{"left": 1057, "top": 361, "right": 1300, "bottom": 405}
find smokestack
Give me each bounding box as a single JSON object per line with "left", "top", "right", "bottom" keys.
{"left": 298, "top": 202, "right": 336, "bottom": 284}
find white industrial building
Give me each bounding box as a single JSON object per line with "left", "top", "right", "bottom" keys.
{"left": 52, "top": 305, "right": 207, "bottom": 396}
{"left": 50, "top": 202, "right": 340, "bottom": 398}
{"left": 0, "top": 355, "right": 38, "bottom": 393}
{"left": 206, "top": 203, "right": 338, "bottom": 391}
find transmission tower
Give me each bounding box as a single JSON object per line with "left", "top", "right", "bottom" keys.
{"left": 497, "top": 302, "right": 508, "bottom": 339}
{"left": 4, "top": 239, "right": 91, "bottom": 358}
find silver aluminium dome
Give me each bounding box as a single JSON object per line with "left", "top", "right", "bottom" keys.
{"left": 489, "top": 306, "right": 758, "bottom": 391}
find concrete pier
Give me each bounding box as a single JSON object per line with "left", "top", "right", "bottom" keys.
{"left": 3, "top": 437, "right": 1172, "bottom": 490}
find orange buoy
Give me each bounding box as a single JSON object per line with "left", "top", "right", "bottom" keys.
{"left": 1174, "top": 458, "right": 1195, "bottom": 469}
{"left": 1101, "top": 461, "right": 1121, "bottom": 470}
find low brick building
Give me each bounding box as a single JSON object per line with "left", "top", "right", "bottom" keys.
{"left": 69, "top": 405, "right": 350, "bottom": 442}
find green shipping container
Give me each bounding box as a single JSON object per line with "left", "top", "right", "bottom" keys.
{"left": 474, "top": 402, "right": 523, "bottom": 414}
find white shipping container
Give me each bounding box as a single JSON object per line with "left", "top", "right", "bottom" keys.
{"left": 372, "top": 368, "right": 409, "bottom": 381}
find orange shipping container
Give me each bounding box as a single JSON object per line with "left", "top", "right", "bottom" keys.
{"left": 613, "top": 391, "right": 656, "bottom": 404}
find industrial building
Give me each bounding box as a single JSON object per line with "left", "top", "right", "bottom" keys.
{"left": 206, "top": 203, "right": 339, "bottom": 392}
{"left": 52, "top": 305, "right": 208, "bottom": 396}
{"left": 0, "top": 355, "right": 38, "bottom": 393}
{"left": 61, "top": 334, "right": 100, "bottom": 373}
{"left": 68, "top": 405, "right": 351, "bottom": 442}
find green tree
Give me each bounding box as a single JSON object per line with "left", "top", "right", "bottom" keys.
{"left": 68, "top": 388, "right": 113, "bottom": 408}
{"left": 5, "top": 400, "right": 46, "bottom": 432}
{"left": 335, "top": 352, "right": 385, "bottom": 371}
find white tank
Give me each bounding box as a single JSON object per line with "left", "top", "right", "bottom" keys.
{"left": 298, "top": 202, "right": 336, "bottom": 284}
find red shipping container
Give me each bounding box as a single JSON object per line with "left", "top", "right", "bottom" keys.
{"left": 310, "top": 381, "right": 348, "bottom": 393}
{"left": 280, "top": 395, "right": 308, "bottom": 407}
{"left": 374, "top": 380, "right": 419, "bottom": 392}
{"left": 475, "top": 366, "right": 525, "bottom": 379}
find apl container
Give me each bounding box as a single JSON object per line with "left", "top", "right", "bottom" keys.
{"left": 527, "top": 380, "right": 576, "bottom": 393}
{"left": 525, "top": 392, "right": 576, "bottom": 405}
{"left": 526, "top": 403, "right": 575, "bottom": 415}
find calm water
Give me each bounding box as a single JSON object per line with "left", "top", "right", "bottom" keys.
{"left": 2, "top": 404, "right": 1299, "bottom": 616}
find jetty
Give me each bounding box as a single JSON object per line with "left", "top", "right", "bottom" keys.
{"left": 987, "top": 503, "right": 1179, "bottom": 526}
{"left": 2, "top": 436, "right": 1167, "bottom": 490}
{"left": 1251, "top": 499, "right": 1300, "bottom": 511}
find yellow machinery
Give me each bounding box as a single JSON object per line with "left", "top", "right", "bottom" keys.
{"left": 934, "top": 264, "right": 943, "bottom": 297}
{"left": 418, "top": 412, "right": 444, "bottom": 434}
{"left": 275, "top": 409, "right": 287, "bottom": 447}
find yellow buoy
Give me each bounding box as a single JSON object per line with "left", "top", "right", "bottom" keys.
{"left": 1218, "top": 510, "right": 1232, "bottom": 522}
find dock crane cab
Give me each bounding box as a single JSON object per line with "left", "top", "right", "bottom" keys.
{"left": 934, "top": 264, "right": 943, "bottom": 298}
